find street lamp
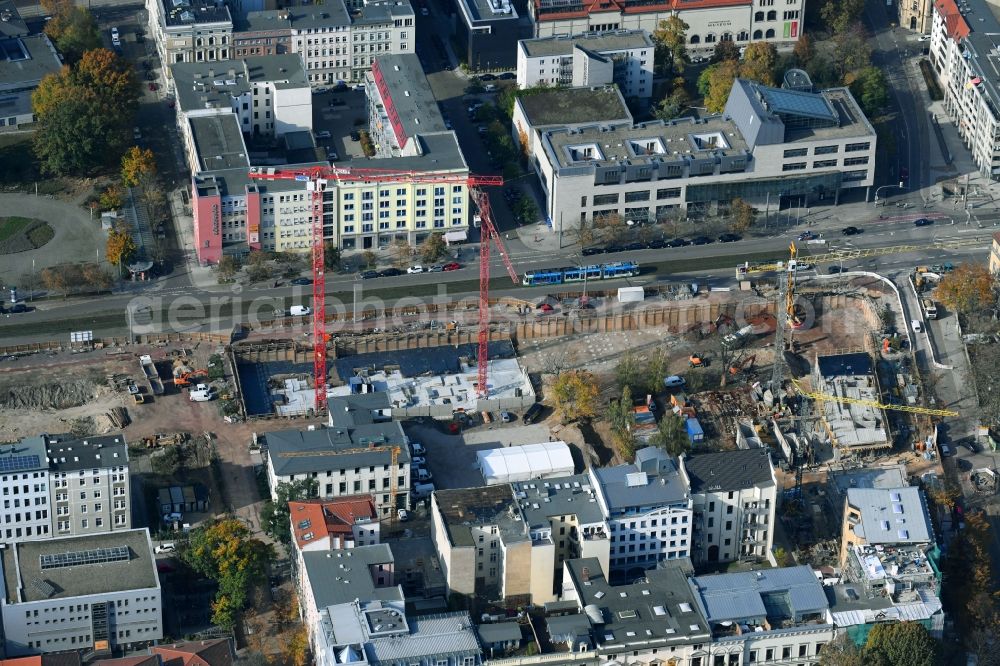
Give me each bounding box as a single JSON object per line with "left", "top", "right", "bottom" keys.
{"left": 873, "top": 181, "right": 905, "bottom": 207}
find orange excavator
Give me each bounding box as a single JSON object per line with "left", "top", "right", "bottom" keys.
{"left": 175, "top": 370, "right": 208, "bottom": 388}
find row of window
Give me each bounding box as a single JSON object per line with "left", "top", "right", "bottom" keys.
{"left": 56, "top": 514, "right": 127, "bottom": 530}
{"left": 782, "top": 156, "right": 869, "bottom": 171}
{"left": 3, "top": 524, "right": 48, "bottom": 538}
{"left": 783, "top": 142, "right": 871, "bottom": 158}
{"left": 752, "top": 9, "right": 799, "bottom": 20}
{"left": 611, "top": 550, "right": 687, "bottom": 565}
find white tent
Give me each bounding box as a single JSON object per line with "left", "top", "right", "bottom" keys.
{"left": 477, "top": 441, "right": 574, "bottom": 485}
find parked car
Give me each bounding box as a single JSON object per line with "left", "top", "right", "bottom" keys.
{"left": 841, "top": 226, "right": 862, "bottom": 235}
{"left": 690, "top": 235, "right": 713, "bottom": 245}
{"left": 625, "top": 241, "right": 645, "bottom": 251}
{"left": 360, "top": 270, "right": 378, "bottom": 279}
{"left": 410, "top": 441, "right": 426, "bottom": 455}
{"left": 289, "top": 305, "right": 311, "bottom": 316}
{"left": 314, "top": 130, "right": 332, "bottom": 139}
{"left": 350, "top": 130, "right": 361, "bottom": 141}
{"left": 290, "top": 277, "right": 312, "bottom": 286}
{"left": 665, "top": 238, "right": 689, "bottom": 248}
{"left": 797, "top": 230, "right": 817, "bottom": 241}
{"left": 913, "top": 217, "right": 934, "bottom": 226}
{"left": 582, "top": 246, "right": 603, "bottom": 256}
{"left": 133, "top": 127, "right": 142, "bottom": 140}
{"left": 407, "top": 265, "right": 425, "bottom": 274}
{"left": 429, "top": 264, "right": 444, "bottom": 272}
{"left": 397, "top": 508, "right": 410, "bottom": 521}
{"left": 663, "top": 375, "right": 686, "bottom": 388}
{"left": 420, "top": 6, "right": 429, "bottom": 15}
{"left": 647, "top": 238, "right": 667, "bottom": 249}
{"left": 500, "top": 410, "right": 514, "bottom": 423}
{"left": 442, "top": 262, "right": 461, "bottom": 271}
{"left": 154, "top": 542, "right": 176, "bottom": 554}
{"left": 827, "top": 265, "right": 845, "bottom": 274}
{"left": 911, "top": 319, "right": 923, "bottom": 333}
{"left": 718, "top": 233, "right": 741, "bottom": 242}
{"left": 162, "top": 512, "right": 182, "bottom": 523}
{"left": 522, "top": 402, "right": 543, "bottom": 424}
{"left": 498, "top": 72, "right": 517, "bottom": 80}
{"left": 312, "top": 86, "right": 329, "bottom": 95}
{"left": 378, "top": 267, "right": 403, "bottom": 277}
{"left": 327, "top": 150, "right": 339, "bottom": 161}
{"left": 411, "top": 456, "right": 427, "bottom": 466}
{"left": 793, "top": 262, "right": 814, "bottom": 272}
{"left": 480, "top": 74, "right": 497, "bottom": 81}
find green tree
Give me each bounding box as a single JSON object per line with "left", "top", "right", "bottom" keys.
{"left": 323, "top": 242, "right": 341, "bottom": 271}
{"left": 820, "top": 0, "right": 865, "bottom": 35}
{"left": 551, "top": 370, "right": 599, "bottom": 423}
{"left": 703, "top": 60, "right": 741, "bottom": 113}
{"left": 615, "top": 351, "right": 641, "bottom": 393}
{"left": 729, "top": 198, "right": 756, "bottom": 232}
{"left": 937, "top": 263, "right": 995, "bottom": 314}
{"left": 849, "top": 66, "right": 888, "bottom": 116}
{"left": 645, "top": 349, "right": 670, "bottom": 394}
{"left": 652, "top": 16, "right": 689, "bottom": 76}
{"left": 74, "top": 49, "right": 140, "bottom": 120}
{"left": 514, "top": 196, "right": 539, "bottom": 224}
{"left": 33, "top": 93, "right": 123, "bottom": 175}
{"left": 421, "top": 233, "right": 447, "bottom": 263}
{"left": 217, "top": 255, "right": 239, "bottom": 280}
{"left": 182, "top": 519, "right": 274, "bottom": 629}
{"left": 245, "top": 250, "right": 271, "bottom": 282}
{"left": 44, "top": 5, "right": 100, "bottom": 63}
{"left": 711, "top": 39, "right": 740, "bottom": 64}
{"left": 260, "top": 479, "right": 318, "bottom": 546}
{"left": 740, "top": 42, "right": 778, "bottom": 86}
{"left": 361, "top": 250, "right": 378, "bottom": 269}
{"left": 863, "top": 622, "right": 938, "bottom": 666}
{"left": 819, "top": 635, "right": 864, "bottom": 666}
{"left": 609, "top": 385, "right": 637, "bottom": 462}
{"left": 651, "top": 414, "right": 691, "bottom": 456}
{"left": 654, "top": 93, "right": 684, "bottom": 121}
{"left": 99, "top": 184, "right": 123, "bottom": 211}
{"left": 390, "top": 238, "right": 413, "bottom": 268}
{"left": 834, "top": 27, "right": 874, "bottom": 78}
{"left": 793, "top": 34, "right": 815, "bottom": 67}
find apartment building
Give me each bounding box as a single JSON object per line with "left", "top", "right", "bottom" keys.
{"left": 0, "top": 529, "right": 162, "bottom": 656}
{"left": 839, "top": 486, "right": 935, "bottom": 566}
{"left": 0, "top": 435, "right": 131, "bottom": 544}
{"left": 929, "top": 0, "right": 1000, "bottom": 181}
{"left": 680, "top": 447, "right": 777, "bottom": 565}
{"left": 900, "top": 0, "right": 933, "bottom": 33}
{"left": 47, "top": 436, "right": 132, "bottom": 539}
{"left": 528, "top": 0, "right": 805, "bottom": 57}
{"left": 367, "top": 54, "right": 447, "bottom": 157}
{"left": 288, "top": 496, "right": 380, "bottom": 577}
{"left": 0, "top": 1, "right": 62, "bottom": 132}
{"left": 264, "top": 423, "right": 411, "bottom": 517}
{"left": 588, "top": 447, "right": 693, "bottom": 574}
{"left": 146, "top": 0, "right": 234, "bottom": 85}
{"left": 516, "top": 30, "right": 654, "bottom": 99}
{"left": 527, "top": 79, "right": 877, "bottom": 233}
{"left": 688, "top": 566, "right": 834, "bottom": 666}
{"left": 511, "top": 474, "right": 611, "bottom": 603}
{"left": 231, "top": 0, "right": 415, "bottom": 86}
{"left": 191, "top": 131, "right": 468, "bottom": 263}
{"left": 430, "top": 485, "right": 533, "bottom": 604}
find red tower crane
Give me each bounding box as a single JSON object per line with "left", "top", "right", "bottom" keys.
{"left": 248, "top": 165, "right": 518, "bottom": 412}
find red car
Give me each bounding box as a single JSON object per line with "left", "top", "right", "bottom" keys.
{"left": 442, "top": 262, "right": 461, "bottom": 271}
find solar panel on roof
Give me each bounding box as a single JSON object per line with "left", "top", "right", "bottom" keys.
{"left": 40, "top": 546, "right": 130, "bottom": 570}
{"left": 0, "top": 455, "right": 41, "bottom": 472}
{"left": 761, "top": 88, "right": 837, "bottom": 121}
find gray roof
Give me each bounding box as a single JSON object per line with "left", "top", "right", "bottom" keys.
{"left": 172, "top": 55, "right": 307, "bottom": 114}
{"left": 160, "top": 0, "right": 232, "bottom": 27}
{"left": 328, "top": 392, "right": 392, "bottom": 428}
{"left": 520, "top": 30, "right": 652, "bottom": 58}
{"left": 1, "top": 529, "right": 157, "bottom": 603}
{"left": 476, "top": 621, "right": 521, "bottom": 644}
{"left": 433, "top": 486, "right": 527, "bottom": 548}
{"left": 267, "top": 423, "right": 410, "bottom": 477}
{"left": 951, "top": 0, "right": 1000, "bottom": 125}
{"left": 846, "top": 487, "right": 933, "bottom": 544}
{"left": 459, "top": 0, "right": 519, "bottom": 23}
{"left": 189, "top": 114, "right": 250, "bottom": 172}
{"left": 592, "top": 449, "right": 689, "bottom": 513}
{"left": 688, "top": 566, "right": 829, "bottom": 624}
{"left": 286, "top": 1, "right": 351, "bottom": 30}
{"left": 545, "top": 613, "right": 591, "bottom": 642}
{"left": 517, "top": 86, "right": 631, "bottom": 128}
{"left": 45, "top": 433, "right": 130, "bottom": 473}
{"left": 354, "top": 0, "right": 414, "bottom": 26}
{"left": 302, "top": 545, "right": 403, "bottom": 608}
{"left": 564, "top": 558, "right": 710, "bottom": 648}
{"left": 372, "top": 54, "right": 447, "bottom": 139}
{"left": 366, "top": 612, "right": 482, "bottom": 663}
{"left": 513, "top": 474, "right": 606, "bottom": 529}
{"left": 235, "top": 10, "right": 292, "bottom": 33}
{"left": 0, "top": 1, "right": 28, "bottom": 38}
{"left": 0, "top": 435, "right": 48, "bottom": 473}
{"left": 682, "top": 448, "right": 774, "bottom": 494}
{"left": 829, "top": 465, "right": 908, "bottom": 495}
{"left": 0, "top": 34, "right": 62, "bottom": 88}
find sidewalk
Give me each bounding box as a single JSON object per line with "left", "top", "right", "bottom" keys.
{"left": 169, "top": 189, "right": 219, "bottom": 289}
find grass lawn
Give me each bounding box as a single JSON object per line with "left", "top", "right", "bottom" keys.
{"left": 0, "top": 217, "right": 34, "bottom": 243}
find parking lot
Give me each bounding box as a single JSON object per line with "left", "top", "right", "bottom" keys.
{"left": 312, "top": 88, "right": 368, "bottom": 161}
{"left": 406, "top": 421, "right": 553, "bottom": 490}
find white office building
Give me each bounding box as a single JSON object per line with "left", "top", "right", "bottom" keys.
{"left": 0, "top": 529, "right": 162, "bottom": 656}
{"left": 521, "top": 79, "right": 876, "bottom": 232}
{"left": 516, "top": 30, "right": 654, "bottom": 99}
{"left": 589, "top": 447, "right": 693, "bottom": 574}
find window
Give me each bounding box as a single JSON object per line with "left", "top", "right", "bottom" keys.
{"left": 782, "top": 162, "right": 807, "bottom": 171}
{"left": 813, "top": 159, "right": 838, "bottom": 168}
{"left": 783, "top": 148, "right": 808, "bottom": 158}
{"left": 814, "top": 145, "right": 838, "bottom": 155}
{"left": 624, "top": 190, "right": 650, "bottom": 202}
{"left": 657, "top": 188, "right": 681, "bottom": 199}
{"left": 846, "top": 142, "right": 871, "bottom": 152}
{"left": 593, "top": 193, "right": 619, "bottom": 206}
{"left": 844, "top": 156, "right": 870, "bottom": 166}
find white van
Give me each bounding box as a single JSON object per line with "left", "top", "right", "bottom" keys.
{"left": 189, "top": 385, "right": 215, "bottom": 402}
{"left": 289, "top": 305, "right": 311, "bottom": 316}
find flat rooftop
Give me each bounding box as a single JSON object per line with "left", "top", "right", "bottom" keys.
{"left": 371, "top": 54, "right": 446, "bottom": 143}
{"left": 462, "top": 0, "right": 519, "bottom": 23}
{"left": 0, "top": 1, "right": 28, "bottom": 39}
{"left": 266, "top": 422, "right": 410, "bottom": 477}
{"left": 172, "top": 55, "right": 307, "bottom": 113}
{"left": 688, "top": 566, "right": 829, "bottom": 628}
{"left": 190, "top": 115, "right": 250, "bottom": 172}
{"left": 520, "top": 30, "right": 652, "bottom": 57}
{"left": 0, "top": 34, "right": 62, "bottom": 87}
{"left": 366, "top": 612, "right": 482, "bottom": 663}
{"left": 517, "top": 86, "right": 631, "bottom": 128}
{"left": 826, "top": 584, "right": 942, "bottom": 626}
{"left": 1, "top": 529, "right": 157, "bottom": 603}
{"left": 846, "top": 487, "right": 933, "bottom": 545}
{"left": 513, "top": 474, "right": 606, "bottom": 529}
{"left": 301, "top": 544, "right": 402, "bottom": 608}
{"left": 593, "top": 447, "right": 689, "bottom": 511}
{"left": 434, "top": 485, "right": 527, "bottom": 548}
{"left": 829, "top": 465, "right": 908, "bottom": 496}
{"left": 545, "top": 115, "right": 750, "bottom": 169}
{"left": 818, "top": 374, "right": 888, "bottom": 450}
{"left": 160, "top": 0, "right": 232, "bottom": 27}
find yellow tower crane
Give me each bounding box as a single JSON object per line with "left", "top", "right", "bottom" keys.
{"left": 277, "top": 444, "right": 402, "bottom": 521}
{"left": 789, "top": 378, "right": 958, "bottom": 417}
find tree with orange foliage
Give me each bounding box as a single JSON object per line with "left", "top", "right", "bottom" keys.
{"left": 937, "top": 263, "right": 996, "bottom": 314}
{"left": 42, "top": 0, "right": 100, "bottom": 63}
{"left": 74, "top": 49, "right": 140, "bottom": 117}
{"left": 121, "top": 146, "right": 157, "bottom": 189}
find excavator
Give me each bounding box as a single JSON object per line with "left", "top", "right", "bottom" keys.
{"left": 172, "top": 358, "right": 208, "bottom": 388}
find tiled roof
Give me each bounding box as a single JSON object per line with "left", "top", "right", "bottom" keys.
{"left": 150, "top": 639, "right": 233, "bottom": 666}
{"left": 289, "top": 496, "right": 378, "bottom": 549}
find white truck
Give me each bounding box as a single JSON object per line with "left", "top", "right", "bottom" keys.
{"left": 189, "top": 384, "right": 216, "bottom": 402}
{"left": 618, "top": 286, "right": 645, "bottom": 303}
{"left": 139, "top": 354, "right": 164, "bottom": 395}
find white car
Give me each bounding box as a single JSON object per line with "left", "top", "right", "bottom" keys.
{"left": 410, "top": 441, "right": 426, "bottom": 455}
{"left": 290, "top": 305, "right": 311, "bottom": 316}
{"left": 663, "top": 375, "right": 686, "bottom": 388}
{"left": 155, "top": 542, "right": 176, "bottom": 554}
{"left": 407, "top": 265, "right": 425, "bottom": 274}
{"left": 397, "top": 509, "right": 410, "bottom": 522}
{"left": 918, "top": 34, "right": 931, "bottom": 41}
{"left": 793, "top": 262, "right": 814, "bottom": 272}
{"left": 163, "top": 512, "right": 182, "bottom": 523}
{"left": 911, "top": 319, "right": 923, "bottom": 333}
{"left": 411, "top": 456, "right": 427, "bottom": 465}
